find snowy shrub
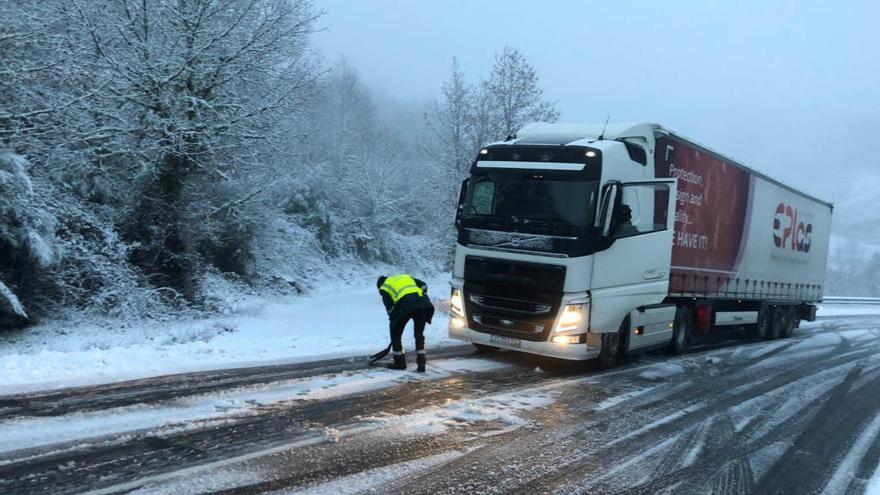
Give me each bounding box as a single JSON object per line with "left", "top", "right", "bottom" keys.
{"left": 0, "top": 151, "right": 59, "bottom": 325}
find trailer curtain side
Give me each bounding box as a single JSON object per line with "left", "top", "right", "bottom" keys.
{"left": 655, "top": 135, "right": 832, "bottom": 303}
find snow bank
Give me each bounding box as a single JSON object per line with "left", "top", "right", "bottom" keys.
{"left": 0, "top": 275, "right": 457, "bottom": 395}
{"left": 816, "top": 303, "right": 880, "bottom": 318}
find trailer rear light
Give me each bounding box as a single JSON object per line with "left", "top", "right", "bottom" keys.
{"left": 695, "top": 305, "right": 712, "bottom": 333}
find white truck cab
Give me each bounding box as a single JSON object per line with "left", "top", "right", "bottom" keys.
{"left": 448, "top": 123, "right": 678, "bottom": 367}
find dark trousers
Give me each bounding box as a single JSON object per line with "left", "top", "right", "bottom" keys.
{"left": 390, "top": 308, "right": 429, "bottom": 353}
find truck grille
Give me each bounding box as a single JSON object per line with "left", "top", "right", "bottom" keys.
{"left": 469, "top": 295, "right": 552, "bottom": 315}
{"left": 463, "top": 256, "right": 564, "bottom": 341}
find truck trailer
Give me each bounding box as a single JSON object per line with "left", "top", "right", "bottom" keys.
{"left": 448, "top": 122, "right": 832, "bottom": 367}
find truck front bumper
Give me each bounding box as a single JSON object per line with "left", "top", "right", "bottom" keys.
{"left": 449, "top": 324, "right": 601, "bottom": 361}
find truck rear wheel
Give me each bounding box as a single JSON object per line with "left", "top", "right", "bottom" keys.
{"left": 669, "top": 307, "right": 692, "bottom": 355}
{"left": 748, "top": 305, "right": 770, "bottom": 341}
{"left": 780, "top": 306, "right": 798, "bottom": 338}
{"left": 768, "top": 306, "right": 786, "bottom": 340}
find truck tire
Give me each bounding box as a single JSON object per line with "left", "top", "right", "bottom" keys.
{"left": 768, "top": 306, "right": 786, "bottom": 340}
{"left": 781, "top": 306, "right": 798, "bottom": 338}
{"left": 473, "top": 343, "right": 500, "bottom": 352}
{"left": 669, "top": 307, "right": 692, "bottom": 355}
{"left": 748, "top": 305, "right": 770, "bottom": 342}
{"left": 596, "top": 331, "right": 621, "bottom": 369}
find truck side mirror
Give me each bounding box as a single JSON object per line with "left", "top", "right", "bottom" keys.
{"left": 454, "top": 178, "right": 469, "bottom": 228}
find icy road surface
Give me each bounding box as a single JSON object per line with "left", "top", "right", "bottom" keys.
{"left": 4, "top": 316, "right": 880, "bottom": 494}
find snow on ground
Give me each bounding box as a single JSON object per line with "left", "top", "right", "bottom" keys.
{"left": 822, "top": 413, "right": 880, "bottom": 495}
{"left": 276, "top": 450, "right": 470, "bottom": 495}
{"left": 358, "top": 382, "right": 560, "bottom": 441}
{"left": 0, "top": 357, "right": 506, "bottom": 454}
{"left": 0, "top": 275, "right": 457, "bottom": 395}
{"left": 130, "top": 448, "right": 472, "bottom": 495}
{"left": 1, "top": 285, "right": 879, "bottom": 396}
{"left": 594, "top": 386, "right": 658, "bottom": 411}
{"left": 816, "top": 303, "right": 880, "bottom": 318}
{"left": 638, "top": 362, "right": 686, "bottom": 381}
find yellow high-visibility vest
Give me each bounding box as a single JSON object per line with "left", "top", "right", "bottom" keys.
{"left": 380, "top": 274, "right": 424, "bottom": 304}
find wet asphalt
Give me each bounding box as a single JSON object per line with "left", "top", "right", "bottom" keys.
{"left": 2, "top": 317, "right": 880, "bottom": 494}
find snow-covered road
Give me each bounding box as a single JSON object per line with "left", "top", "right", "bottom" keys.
{"left": 4, "top": 315, "right": 880, "bottom": 494}
{"left": 0, "top": 275, "right": 456, "bottom": 395}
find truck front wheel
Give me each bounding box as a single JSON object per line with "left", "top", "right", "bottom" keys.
{"left": 669, "top": 307, "right": 692, "bottom": 355}
{"left": 596, "top": 331, "right": 621, "bottom": 369}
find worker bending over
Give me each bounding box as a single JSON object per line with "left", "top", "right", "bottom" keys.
{"left": 377, "top": 274, "right": 435, "bottom": 372}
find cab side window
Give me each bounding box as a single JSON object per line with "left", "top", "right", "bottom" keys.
{"left": 612, "top": 184, "right": 670, "bottom": 238}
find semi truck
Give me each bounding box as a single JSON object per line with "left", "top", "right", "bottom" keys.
{"left": 447, "top": 122, "right": 832, "bottom": 367}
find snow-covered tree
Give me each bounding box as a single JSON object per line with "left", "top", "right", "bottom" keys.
{"left": 481, "top": 46, "right": 559, "bottom": 138}
{"left": 0, "top": 151, "right": 57, "bottom": 322}
{"left": 425, "top": 58, "right": 473, "bottom": 178}
{"left": 58, "top": 0, "right": 320, "bottom": 300}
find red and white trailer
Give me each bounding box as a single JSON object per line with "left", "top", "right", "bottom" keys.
{"left": 656, "top": 131, "right": 832, "bottom": 335}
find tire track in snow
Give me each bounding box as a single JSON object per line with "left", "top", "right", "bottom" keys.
{"left": 513, "top": 336, "right": 877, "bottom": 493}
{"left": 0, "top": 346, "right": 478, "bottom": 420}
{"left": 750, "top": 359, "right": 880, "bottom": 494}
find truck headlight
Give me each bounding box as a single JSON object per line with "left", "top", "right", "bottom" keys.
{"left": 555, "top": 304, "right": 586, "bottom": 334}
{"left": 450, "top": 289, "right": 465, "bottom": 318}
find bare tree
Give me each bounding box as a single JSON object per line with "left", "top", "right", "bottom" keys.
{"left": 425, "top": 58, "right": 473, "bottom": 178}
{"left": 481, "top": 46, "right": 559, "bottom": 138}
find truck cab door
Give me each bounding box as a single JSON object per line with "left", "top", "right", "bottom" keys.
{"left": 589, "top": 179, "right": 677, "bottom": 343}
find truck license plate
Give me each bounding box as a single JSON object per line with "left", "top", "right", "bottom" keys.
{"left": 489, "top": 334, "right": 522, "bottom": 348}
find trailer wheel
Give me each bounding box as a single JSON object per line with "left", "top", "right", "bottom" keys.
{"left": 768, "top": 306, "right": 785, "bottom": 340}
{"left": 748, "top": 305, "right": 770, "bottom": 342}
{"left": 780, "top": 306, "right": 798, "bottom": 338}
{"left": 596, "top": 330, "right": 621, "bottom": 369}
{"left": 473, "top": 343, "right": 500, "bottom": 352}
{"left": 669, "top": 307, "right": 692, "bottom": 355}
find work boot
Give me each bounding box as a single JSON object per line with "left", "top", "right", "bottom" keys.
{"left": 387, "top": 353, "right": 406, "bottom": 370}
{"left": 416, "top": 352, "right": 426, "bottom": 373}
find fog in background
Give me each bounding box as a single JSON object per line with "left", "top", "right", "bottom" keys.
{"left": 315, "top": 0, "right": 880, "bottom": 259}
{"left": 3, "top": 1, "right": 878, "bottom": 327}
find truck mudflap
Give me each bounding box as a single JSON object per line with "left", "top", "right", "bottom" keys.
{"left": 449, "top": 325, "right": 601, "bottom": 361}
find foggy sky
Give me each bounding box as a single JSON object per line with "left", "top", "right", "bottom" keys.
{"left": 314, "top": 0, "right": 880, "bottom": 245}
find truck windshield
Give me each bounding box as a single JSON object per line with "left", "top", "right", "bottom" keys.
{"left": 462, "top": 172, "right": 598, "bottom": 236}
